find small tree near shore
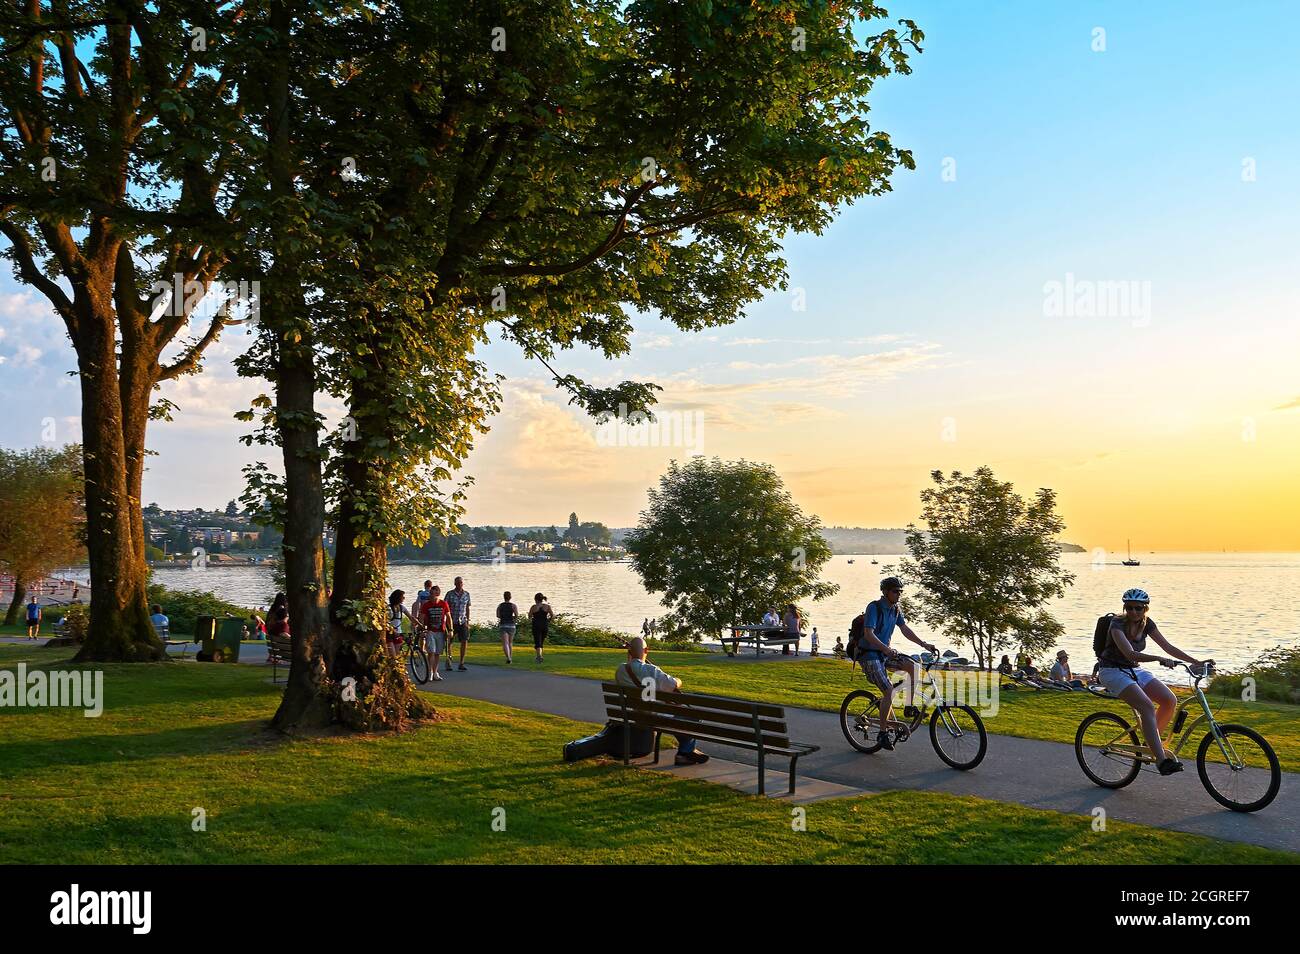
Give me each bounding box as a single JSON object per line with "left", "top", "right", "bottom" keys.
{"left": 898, "top": 468, "right": 1074, "bottom": 669}
{"left": 626, "top": 458, "right": 837, "bottom": 641}
{"left": 0, "top": 446, "right": 84, "bottom": 625}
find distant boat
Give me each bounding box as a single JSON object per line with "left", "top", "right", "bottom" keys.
{"left": 1122, "top": 539, "right": 1141, "bottom": 567}
{"left": 847, "top": 559, "right": 855, "bottom": 564}
{"left": 870, "top": 559, "right": 879, "bottom": 565}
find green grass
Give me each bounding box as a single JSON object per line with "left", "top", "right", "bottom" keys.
{"left": 463, "top": 645, "right": 1300, "bottom": 773}
{"left": 0, "top": 644, "right": 1293, "bottom": 864}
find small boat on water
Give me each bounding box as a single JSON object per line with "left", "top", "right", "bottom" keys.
{"left": 847, "top": 559, "right": 854, "bottom": 564}
{"left": 1122, "top": 539, "right": 1141, "bottom": 567}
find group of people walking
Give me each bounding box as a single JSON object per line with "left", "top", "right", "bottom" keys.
{"left": 386, "top": 578, "right": 556, "bottom": 674}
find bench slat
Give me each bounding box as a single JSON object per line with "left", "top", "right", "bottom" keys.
{"left": 603, "top": 708, "right": 791, "bottom": 748}
{"left": 602, "top": 694, "right": 788, "bottom": 734}
{"left": 601, "top": 683, "right": 785, "bottom": 718}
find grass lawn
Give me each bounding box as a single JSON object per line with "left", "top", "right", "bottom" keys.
{"left": 461, "top": 644, "right": 1300, "bottom": 774}
{"left": 0, "top": 644, "right": 1293, "bottom": 864}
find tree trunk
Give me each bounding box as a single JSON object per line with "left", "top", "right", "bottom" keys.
{"left": 265, "top": 0, "right": 332, "bottom": 730}
{"left": 73, "top": 297, "right": 163, "bottom": 662}
{"left": 4, "top": 579, "right": 25, "bottom": 627}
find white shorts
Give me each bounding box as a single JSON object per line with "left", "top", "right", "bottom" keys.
{"left": 1096, "top": 666, "right": 1158, "bottom": 696}
{"left": 425, "top": 630, "right": 447, "bottom": 654}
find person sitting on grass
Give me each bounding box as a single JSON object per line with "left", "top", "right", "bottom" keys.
{"left": 832, "top": 636, "right": 845, "bottom": 659}
{"left": 1050, "top": 650, "right": 1071, "bottom": 683}
{"left": 996, "top": 655, "right": 1014, "bottom": 675}
{"left": 614, "top": 636, "right": 709, "bottom": 766}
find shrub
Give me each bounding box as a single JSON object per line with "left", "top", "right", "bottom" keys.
{"left": 1211, "top": 645, "right": 1300, "bottom": 705}
{"left": 60, "top": 603, "right": 90, "bottom": 643}
{"left": 145, "top": 582, "right": 255, "bottom": 637}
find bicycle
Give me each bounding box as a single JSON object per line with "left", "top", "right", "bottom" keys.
{"left": 404, "top": 626, "right": 430, "bottom": 684}
{"left": 1075, "top": 662, "right": 1281, "bottom": 812}
{"left": 840, "top": 650, "right": 988, "bottom": 770}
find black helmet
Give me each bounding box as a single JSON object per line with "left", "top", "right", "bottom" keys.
{"left": 880, "top": 576, "right": 904, "bottom": 592}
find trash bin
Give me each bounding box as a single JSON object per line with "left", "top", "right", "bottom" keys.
{"left": 195, "top": 615, "right": 218, "bottom": 655}
{"left": 213, "top": 616, "right": 244, "bottom": 663}
{"left": 197, "top": 615, "right": 242, "bottom": 663}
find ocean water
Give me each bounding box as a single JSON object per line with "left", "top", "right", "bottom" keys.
{"left": 81, "top": 551, "right": 1300, "bottom": 671}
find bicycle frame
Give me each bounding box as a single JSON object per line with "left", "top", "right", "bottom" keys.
{"left": 874, "top": 657, "right": 966, "bottom": 736}
{"left": 1093, "top": 664, "right": 1245, "bottom": 769}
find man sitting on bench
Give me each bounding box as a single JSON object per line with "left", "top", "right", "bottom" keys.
{"left": 615, "top": 637, "right": 710, "bottom": 766}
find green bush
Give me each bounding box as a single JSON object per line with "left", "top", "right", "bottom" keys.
{"left": 1211, "top": 645, "right": 1300, "bottom": 705}
{"left": 145, "top": 583, "right": 255, "bottom": 638}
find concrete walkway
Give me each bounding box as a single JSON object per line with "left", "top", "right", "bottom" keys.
{"left": 417, "top": 663, "right": 1300, "bottom": 854}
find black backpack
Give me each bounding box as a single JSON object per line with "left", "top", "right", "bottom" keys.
{"left": 846, "top": 614, "right": 865, "bottom": 660}
{"left": 1092, "top": 613, "right": 1119, "bottom": 658}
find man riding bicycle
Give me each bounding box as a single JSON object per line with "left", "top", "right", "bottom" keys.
{"left": 861, "top": 577, "right": 937, "bottom": 751}
{"left": 1096, "top": 588, "right": 1211, "bottom": 776}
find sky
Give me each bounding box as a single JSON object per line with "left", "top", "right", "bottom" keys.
{"left": 2, "top": 1, "right": 1298, "bottom": 551}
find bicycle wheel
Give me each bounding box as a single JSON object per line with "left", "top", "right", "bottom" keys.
{"left": 407, "top": 643, "right": 430, "bottom": 684}
{"left": 1197, "top": 724, "right": 1281, "bottom": 813}
{"left": 840, "top": 689, "right": 884, "bottom": 753}
{"left": 929, "top": 704, "right": 987, "bottom": 770}
{"left": 1075, "top": 711, "right": 1142, "bottom": 789}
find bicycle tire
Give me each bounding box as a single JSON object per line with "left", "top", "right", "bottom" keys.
{"left": 929, "top": 704, "right": 987, "bottom": 770}
{"left": 1075, "top": 711, "right": 1142, "bottom": 789}
{"left": 840, "top": 689, "right": 884, "bottom": 753}
{"left": 1196, "top": 724, "right": 1281, "bottom": 813}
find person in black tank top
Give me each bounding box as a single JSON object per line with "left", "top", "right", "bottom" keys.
{"left": 496, "top": 591, "right": 519, "bottom": 664}
{"left": 1096, "top": 588, "right": 1211, "bottom": 776}
{"left": 528, "top": 593, "right": 553, "bottom": 664}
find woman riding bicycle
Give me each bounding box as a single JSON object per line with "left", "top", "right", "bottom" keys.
{"left": 386, "top": 590, "right": 419, "bottom": 660}
{"left": 1096, "top": 588, "right": 1210, "bottom": 776}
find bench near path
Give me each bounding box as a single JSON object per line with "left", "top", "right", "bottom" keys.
{"left": 417, "top": 663, "right": 1300, "bottom": 855}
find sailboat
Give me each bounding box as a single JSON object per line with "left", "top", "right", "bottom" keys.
{"left": 1122, "top": 539, "right": 1141, "bottom": 567}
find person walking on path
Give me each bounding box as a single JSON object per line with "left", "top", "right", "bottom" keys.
{"left": 528, "top": 593, "right": 554, "bottom": 664}
{"left": 25, "top": 597, "right": 41, "bottom": 639}
{"left": 418, "top": 585, "right": 451, "bottom": 681}
{"left": 446, "top": 576, "right": 471, "bottom": 671}
{"left": 614, "top": 636, "right": 709, "bottom": 765}
{"left": 497, "top": 591, "right": 518, "bottom": 663}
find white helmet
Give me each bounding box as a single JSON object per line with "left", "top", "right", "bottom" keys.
{"left": 1122, "top": 588, "right": 1150, "bottom": 604}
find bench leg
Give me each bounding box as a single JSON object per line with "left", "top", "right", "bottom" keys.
{"left": 757, "top": 746, "right": 765, "bottom": 796}
{"left": 788, "top": 755, "right": 799, "bottom": 795}
{"left": 652, "top": 731, "right": 662, "bottom": 765}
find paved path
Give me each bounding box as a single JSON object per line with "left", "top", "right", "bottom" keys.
{"left": 417, "top": 663, "right": 1300, "bottom": 854}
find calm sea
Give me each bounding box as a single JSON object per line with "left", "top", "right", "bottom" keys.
{"left": 83, "top": 552, "right": 1300, "bottom": 671}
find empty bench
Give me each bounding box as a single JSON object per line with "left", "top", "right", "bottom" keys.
{"left": 601, "top": 682, "right": 819, "bottom": 795}
{"left": 267, "top": 632, "right": 292, "bottom": 683}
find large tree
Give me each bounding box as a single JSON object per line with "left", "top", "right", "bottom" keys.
{"left": 0, "top": 445, "right": 84, "bottom": 624}
{"left": 232, "top": 0, "right": 923, "bottom": 729}
{"left": 626, "top": 457, "right": 837, "bottom": 640}
{"left": 1, "top": 2, "right": 251, "bottom": 659}
{"left": 898, "top": 467, "right": 1076, "bottom": 669}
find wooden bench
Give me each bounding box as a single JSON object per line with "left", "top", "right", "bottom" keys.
{"left": 602, "top": 681, "right": 819, "bottom": 795}
{"left": 267, "top": 632, "right": 292, "bottom": 683}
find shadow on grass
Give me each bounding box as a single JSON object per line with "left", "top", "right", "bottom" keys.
{"left": 0, "top": 719, "right": 286, "bottom": 773}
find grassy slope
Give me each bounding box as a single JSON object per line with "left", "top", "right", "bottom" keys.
{"left": 0, "top": 645, "right": 1292, "bottom": 864}
{"left": 461, "top": 645, "right": 1300, "bottom": 773}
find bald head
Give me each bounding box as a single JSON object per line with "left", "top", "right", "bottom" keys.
{"left": 626, "top": 636, "right": 647, "bottom": 659}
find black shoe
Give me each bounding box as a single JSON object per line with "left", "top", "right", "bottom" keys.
{"left": 674, "top": 750, "right": 709, "bottom": 766}
{"left": 1157, "top": 757, "right": 1184, "bottom": 776}
{"left": 876, "top": 731, "right": 894, "bottom": 751}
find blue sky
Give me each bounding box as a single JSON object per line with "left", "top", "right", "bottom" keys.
{"left": 3, "top": 1, "right": 1298, "bottom": 547}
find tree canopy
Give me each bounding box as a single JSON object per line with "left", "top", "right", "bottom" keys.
{"left": 626, "top": 457, "right": 837, "bottom": 639}
{"left": 898, "top": 467, "right": 1075, "bottom": 669}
